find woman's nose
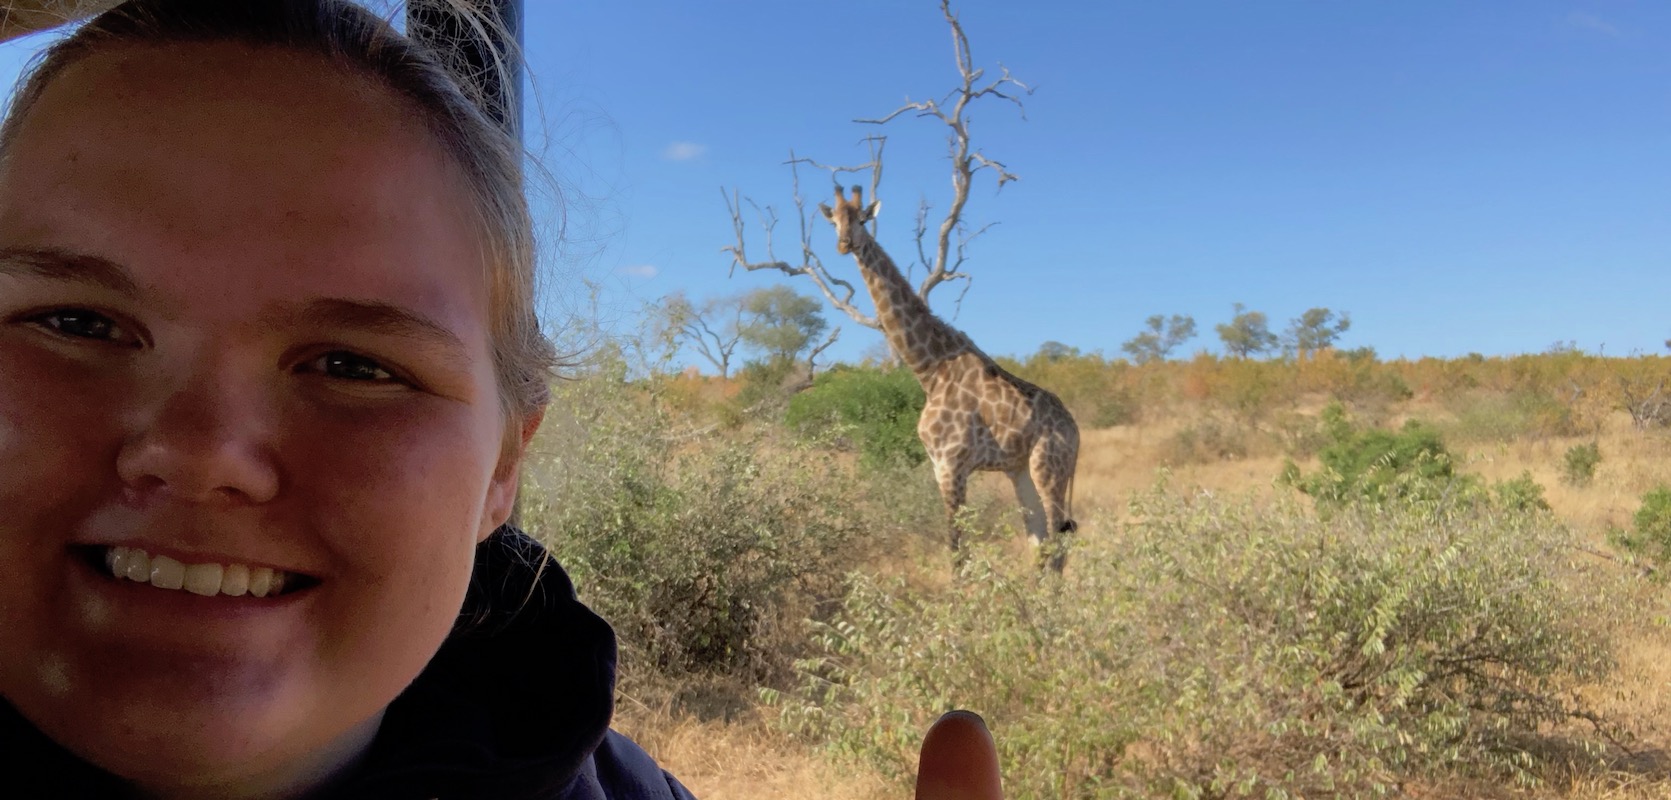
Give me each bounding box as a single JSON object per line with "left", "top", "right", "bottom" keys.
{"left": 115, "top": 370, "right": 282, "bottom": 506}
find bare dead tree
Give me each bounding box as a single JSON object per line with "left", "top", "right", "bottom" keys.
{"left": 722, "top": 141, "right": 884, "bottom": 328}
{"left": 778, "top": 327, "right": 844, "bottom": 396}
{"left": 805, "top": 326, "right": 840, "bottom": 378}
{"left": 723, "top": 0, "right": 1031, "bottom": 329}
{"left": 859, "top": 0, "right": 1027, "bottom": 309}
{"left": 652, "top": 291, "right": 745, "bottom": 379}
{"left": 1618, "top": 376, "right": 1670, "bottom": 430}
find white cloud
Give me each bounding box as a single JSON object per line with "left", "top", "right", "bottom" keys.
{"left": 661, "top": 141, "right": 707, "bottom": 161}
{"left": 1567, "top": 11, "right": 1621, "bottom": 37}
{"left": 619, "top": 264, "right": 659, "bottom": 279}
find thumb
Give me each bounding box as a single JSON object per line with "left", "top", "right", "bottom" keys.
{"left": 914, "top": 710, "right": 1002, "bottom": 800}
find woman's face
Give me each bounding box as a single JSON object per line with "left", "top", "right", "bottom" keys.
{"left": 0, "top": 44, "right": 523, "bottom": 794}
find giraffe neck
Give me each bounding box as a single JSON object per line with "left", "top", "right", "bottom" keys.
{"left": 847, "top": 229, "right": 973, "bottom": 383}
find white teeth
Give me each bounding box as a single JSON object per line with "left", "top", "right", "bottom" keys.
{"left": 149, "top": 555, "right": 185, "bottom": 590}
{"left": 123, "top": 549, "right": 152, "bottom": 582}
{"left": 221, "top": 564, "right": 249, "bottom": 597}
{"left": 182, "top": 562, "right": 224, "bottom": 597}
{"left": 247, "top": 567, "right": 274, "bottom": 598}
{"left": 103, "top": 546, "right": 297, "bottom": 598}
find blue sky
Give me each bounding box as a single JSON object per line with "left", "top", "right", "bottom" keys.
{"left": 3, "top": 2, "right": 1666, "bottom": 367}
{"left": 519, "top": 0, "right": 1670, "bottom": 366}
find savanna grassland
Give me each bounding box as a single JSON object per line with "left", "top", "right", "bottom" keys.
{"left": 518, "top": 348, "right": 1671, "bottom": 799}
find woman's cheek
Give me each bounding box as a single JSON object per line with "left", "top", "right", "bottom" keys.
{"left": 0, "top": 345, "right": 125, "bottom": 473}
{"left": 286, "top": 397, "right": 498, "bottom": 555}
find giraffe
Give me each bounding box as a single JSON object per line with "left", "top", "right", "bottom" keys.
{"left": 819, "top": 186, "right": 1080, "bottom": 572}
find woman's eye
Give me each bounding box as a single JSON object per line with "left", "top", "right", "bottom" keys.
{"left": 29, "top": 309, "right": 135, "bottom": 345}
{"left": 310, "top": 351, "right": 400, "bottom": 383}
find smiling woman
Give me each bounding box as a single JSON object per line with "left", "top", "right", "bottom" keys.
{"left": 0, "top": 1, "right": 692, "bottom": 798}
{"left": 0, "top": 2, "right": 1001, "bottom": 799}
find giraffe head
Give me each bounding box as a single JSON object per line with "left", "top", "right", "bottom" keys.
{"left": 817, "top": 185, "right": 880, "bottom": 255}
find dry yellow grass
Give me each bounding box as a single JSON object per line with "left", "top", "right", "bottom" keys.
{"left": 1459, "top": 416, "right": 1671, "bottom": 540}
{"left": 1069, "top": 419, "right": 1294, "bottom": 511}
{"left": 612, "top": 696, "right": 889, "bottom": 800}
{"left": 1069, "top": 408, "right": 1671, "bottom": 533}
{"left": 621, "top": 401, "right": 1671, "bottom": 798}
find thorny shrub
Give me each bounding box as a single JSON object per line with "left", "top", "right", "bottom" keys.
{"left": 771, "top": 483, "right": 1626, "bottom": 799}
{"left": 1162, "top": 416, "right": 1254, "bottom": 465}
{"left": 521, "top": 364, "right": 863, "bottom": 684}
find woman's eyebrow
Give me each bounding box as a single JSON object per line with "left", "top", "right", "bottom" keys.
{"left": 0, "top": 247, "right": 141, "bottom": 295}
{"left": 0, "top": 247, "right": 469, "bottom": 357}
{"left": 282, "top": 298, "right": 469, "bottom": 359}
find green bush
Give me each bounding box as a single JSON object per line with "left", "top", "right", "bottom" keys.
{"left": 772, "top": 487, "right": 1624, "bottom": 798}
{"left": 1562, "top": 441, "right": 1601, "bottom": 487}
{"left": 521, "top": 367, "right": 861, "bottom": 683}
{"left": 1492, "top": 471, "right": 1551, "bottom": 514}
{"left": 1283, "top": 403, "right": 1460, "bottom": 507}
{"left": 1611, "top": 486, "right": 1671, "bottom": 569}
{"left": 785, "top": 366, "right": 926, "bottom": 469}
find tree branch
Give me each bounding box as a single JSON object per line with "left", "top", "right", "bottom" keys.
{"left": 806, "top": 326, "right": 841, "bottom": 377}
{"left": 686, "top": 302, "right": 743, "bottom": 378}
{"left": 854, "top": 0, "right": 1031, "bottom": 311}
{"left": 722, "top": 174, "right": 879, "bottom": 330}
{"left": 945, "top": 271, "right": 975, "bottom": 322}
{"left": 911, "top": 198, "right": 933, "bottom": 283}
{"left": 722, "top": 0, "right": 1028, "bottom": 327}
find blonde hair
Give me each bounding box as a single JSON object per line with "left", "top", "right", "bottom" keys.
{"left": 0, "top": 0, "right": 557, "bottom": 426}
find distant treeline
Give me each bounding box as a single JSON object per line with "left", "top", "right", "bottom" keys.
{"left": 996, "top": 347, "right": 1669, "bottom": 434}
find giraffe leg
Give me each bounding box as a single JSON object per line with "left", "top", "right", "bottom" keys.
{"left": 1006, "top": 468, "right": 1049, "bottom": 548}
{"left": 932, "top": 458, "right": 970, "bottom": 556}
{"left": 1030, "top": 438, "right": 1078, "bottom": 574}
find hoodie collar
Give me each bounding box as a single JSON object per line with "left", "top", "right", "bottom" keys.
{"left": 329, "top": 528, "right": 618, "bottom": 799}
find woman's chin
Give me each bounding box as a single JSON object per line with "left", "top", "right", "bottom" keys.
{"left": 23, "top": 683, "right": 377, "bottom": 797}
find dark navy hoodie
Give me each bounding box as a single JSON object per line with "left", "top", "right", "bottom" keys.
{"left": 0, "top": 528, "right": 696, "bottom": 799}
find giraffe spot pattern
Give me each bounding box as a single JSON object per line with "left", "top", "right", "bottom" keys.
{"left": 820, "top": 185, "right": 1082, "bottom": 571}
